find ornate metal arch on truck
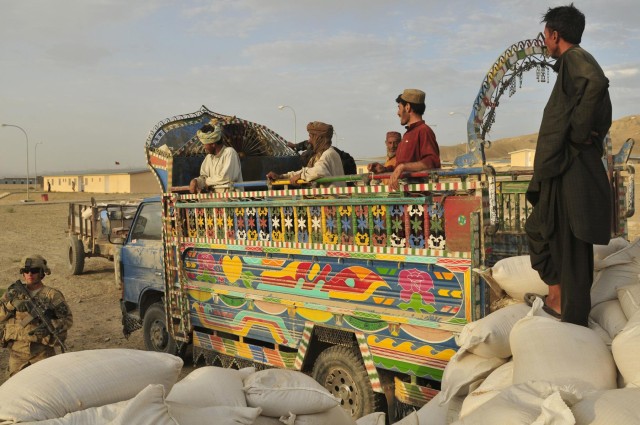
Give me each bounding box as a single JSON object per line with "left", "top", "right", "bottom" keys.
{"left": 145, "top": 105, "right": 301, "bottom": 192}
{"left": 454, "top": 34, "right": 554, "bottom": 167}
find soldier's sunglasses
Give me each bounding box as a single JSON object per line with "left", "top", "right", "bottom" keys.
{"left": 20, "top": 267, "right": 42, "bottom": 274}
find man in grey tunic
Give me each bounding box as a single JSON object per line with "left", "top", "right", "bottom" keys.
{"left": 525, "top": 4, "right": 612, "bottom": 326}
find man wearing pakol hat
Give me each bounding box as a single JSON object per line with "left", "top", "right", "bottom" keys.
{"left": 267, "top": 121, "right": 345, "bottom": 188}
{"left": 0, "top": 255, "right": 73, "bottom": 376}
{"left": 189, "top": 121, "right": 243, "bottom": 193}
{"left": 387, "top": 88, "right": 441, "bottom": 190}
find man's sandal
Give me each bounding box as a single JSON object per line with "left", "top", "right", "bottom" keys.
{"left": 524, "top": 292, "right": 561, "bottom": 319}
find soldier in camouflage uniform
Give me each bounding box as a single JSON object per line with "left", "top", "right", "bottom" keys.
{"left": 0, "top": 255, "right": 73, "bottom": 376}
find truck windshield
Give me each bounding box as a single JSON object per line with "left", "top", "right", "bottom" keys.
{"left": 130, "top": 203, "right": 162, "bottom": 241}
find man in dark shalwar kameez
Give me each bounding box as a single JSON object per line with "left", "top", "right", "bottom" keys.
{"left": 525, "top": 4, "right": 612, "bottom": 326}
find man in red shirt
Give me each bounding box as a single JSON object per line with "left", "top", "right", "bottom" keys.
{"left": 388, "top": 89, "right": 440, "bottom": 190}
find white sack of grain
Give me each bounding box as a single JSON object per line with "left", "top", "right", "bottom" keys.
{"left": 459, "top": 361, "right": 513, "bottom": 418}
{"left": 612, "top": 309, "right": 640, "bottom": 387}
{"left": 591, "top": 238, "right": 640, "bottom": 307}
{"left": 589, "top": 299, "right": 628, "bottom": 340}
{"left": 440, "top": 351, "right": 506, "bottom": 405}
{"left": 15, "top": 401, "right": 128, "bottom": 425}
{"left": 98, "top": 384, "right": 261, "bottom": 425}
{"left": 167, "top": 399, "right": 261, "bottom": 425}
{"left": 588, "top": 317, "right": 613, "bottom": 347}
{"left": 571, "top": 388, "right": 640, "bottom": 425}
{"left": 476, "top": 255, "right": 548, "bottom": 301}
{"left": 243, "top": 369, "right": 339, "bottom": 418}
{"left": 510, "top": 312, "right": 617, "bottom": 392}
{"left": 451, "top": 381, "right": 580, "bottom": 425}
{"left": 279, "top": 405, "right": 356, "bottom": 425}
{"left": 166, "top": 366, "right": 253, "bottom": 407}
{"left": 594, "top": 237, "right": 630, "bottom": 270}
{"left": 454, "top": 303, "right": 530, "bottom": 359}
{"left": 617, "top": 282, "right": 640, "bottom": 320}
{"left": 252, "top": 416, "right": 283, "bottom": 425}
{"left": 0, "top": 349, "right": 183, "bottom": 423}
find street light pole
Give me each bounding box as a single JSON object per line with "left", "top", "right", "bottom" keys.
{"left": 1, "top": 123, "right": 30, "bottom": 201}
{"left": 278, "top": 105, "right": 297, "bottom": 144}
{"left": 35, "top": 142, "right": 43, "bottom": 190}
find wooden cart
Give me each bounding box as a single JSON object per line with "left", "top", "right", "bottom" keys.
{"left": 66, "top": 198, "right": 140, "bottom": 275}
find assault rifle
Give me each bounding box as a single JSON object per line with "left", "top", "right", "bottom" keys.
{"left": 10, "top": 280, "right": 68, "bottom": 352}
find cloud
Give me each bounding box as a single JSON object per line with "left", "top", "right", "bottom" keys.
{"left": 605, "top": 67, "right": 640, "bottom": 78}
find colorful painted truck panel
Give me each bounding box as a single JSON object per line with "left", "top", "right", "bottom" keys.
{"left": 171, "top": 181, "right": 483, "bottom": 377}
{"left": 164, "top": 174, "right": 488, "bottom": 410}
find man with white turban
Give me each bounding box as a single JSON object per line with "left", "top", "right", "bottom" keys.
{"left": 189, "top": 122, "right": 243, "bottom": 193}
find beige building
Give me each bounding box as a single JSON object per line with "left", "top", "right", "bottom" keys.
{"left": 43, "top": 169, "right": 159, "bottom": 193}
{"left": 508, "top": 149, "right": 536, "bottom": 168}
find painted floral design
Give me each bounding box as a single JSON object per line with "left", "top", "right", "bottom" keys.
{"left": 355, "top": 233, "right": 370, "bottom": 246}
{"left": 398, "top": 269, "right": 435, "bottom": 303}
{"left": 323, "top": 232, "right": 338, "bottom": 244}
{"left": 326, "top": 216, "right": 336, "bottom": 232}
{"left": 357, "top": 215, "right": 368, "bottom": 232}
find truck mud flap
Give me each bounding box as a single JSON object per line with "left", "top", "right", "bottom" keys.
{"left": 122, "top": 312, "right": 142, "bottom": 338}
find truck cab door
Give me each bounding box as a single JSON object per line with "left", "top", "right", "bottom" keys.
{"left": 121, "top": 201, "right": 164, "bottom": 304}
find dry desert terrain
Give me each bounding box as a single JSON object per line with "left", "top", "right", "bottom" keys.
{"left": 0, "top": 188, "right": 196, "bottom": 384}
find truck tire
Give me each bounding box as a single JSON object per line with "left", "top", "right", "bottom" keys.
{"left": 143, "top": 303, "right": 182, "bottom": 356}
{"left": 67, "top": 237, "right": 85, "bottom": 275}
{"left": 311, "top": 345, "right": 379, "bottom": 419}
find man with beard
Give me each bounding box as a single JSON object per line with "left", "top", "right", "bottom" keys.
{"left": 267, "top": 121, "right": 345, "bottom": 188}
{"left": 368, "top": 131, "right": 401, "bottom": 184}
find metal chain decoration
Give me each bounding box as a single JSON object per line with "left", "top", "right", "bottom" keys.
{"left": 454, "top": 34, "right": 555, "bottom": 167}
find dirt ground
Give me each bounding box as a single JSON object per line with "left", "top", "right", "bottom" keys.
{"left": 0, "top": 187, "right": 195, "bottom": 385}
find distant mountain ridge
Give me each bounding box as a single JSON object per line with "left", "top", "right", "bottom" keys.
{"left": 440, "top": 114, "right": 640, "bottom": 163}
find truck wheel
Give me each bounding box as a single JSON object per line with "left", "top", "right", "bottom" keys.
{"left": 143, "top": 303, "right": 182, "bottom": 356}
{"left": 312, "top": 345, "right": 379, "bottom": 419}
{"left": 67, "top": 237, "right": 85, "bottom": 275}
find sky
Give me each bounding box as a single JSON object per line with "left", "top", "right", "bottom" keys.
{"left": 1, "top": 0, "right": 639, "bottom": 176}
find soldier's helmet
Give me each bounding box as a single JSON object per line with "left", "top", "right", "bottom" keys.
{"left": 20, "top": 254, "right": 51, "bottom": 276}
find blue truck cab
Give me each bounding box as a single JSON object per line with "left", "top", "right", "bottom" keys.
{"left": 116, "top": 197, "right": 180, "bottom": 353}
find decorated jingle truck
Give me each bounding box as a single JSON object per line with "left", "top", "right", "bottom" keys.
{"left": 117, "top": 36, "right": 634, "bottom": 421}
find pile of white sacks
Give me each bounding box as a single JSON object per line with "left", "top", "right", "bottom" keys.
{"left": 391, "top": 237, "right": 640, "bottom": 425}
{"left": 2, "top": 238, "right": 639, "bottom": 425}
{"left": 0, "top": 348, "right": 375, "bottom": 425}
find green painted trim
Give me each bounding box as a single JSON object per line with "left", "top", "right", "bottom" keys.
{"left": 374, "top": 356, "right": 444, "bottom": 381}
